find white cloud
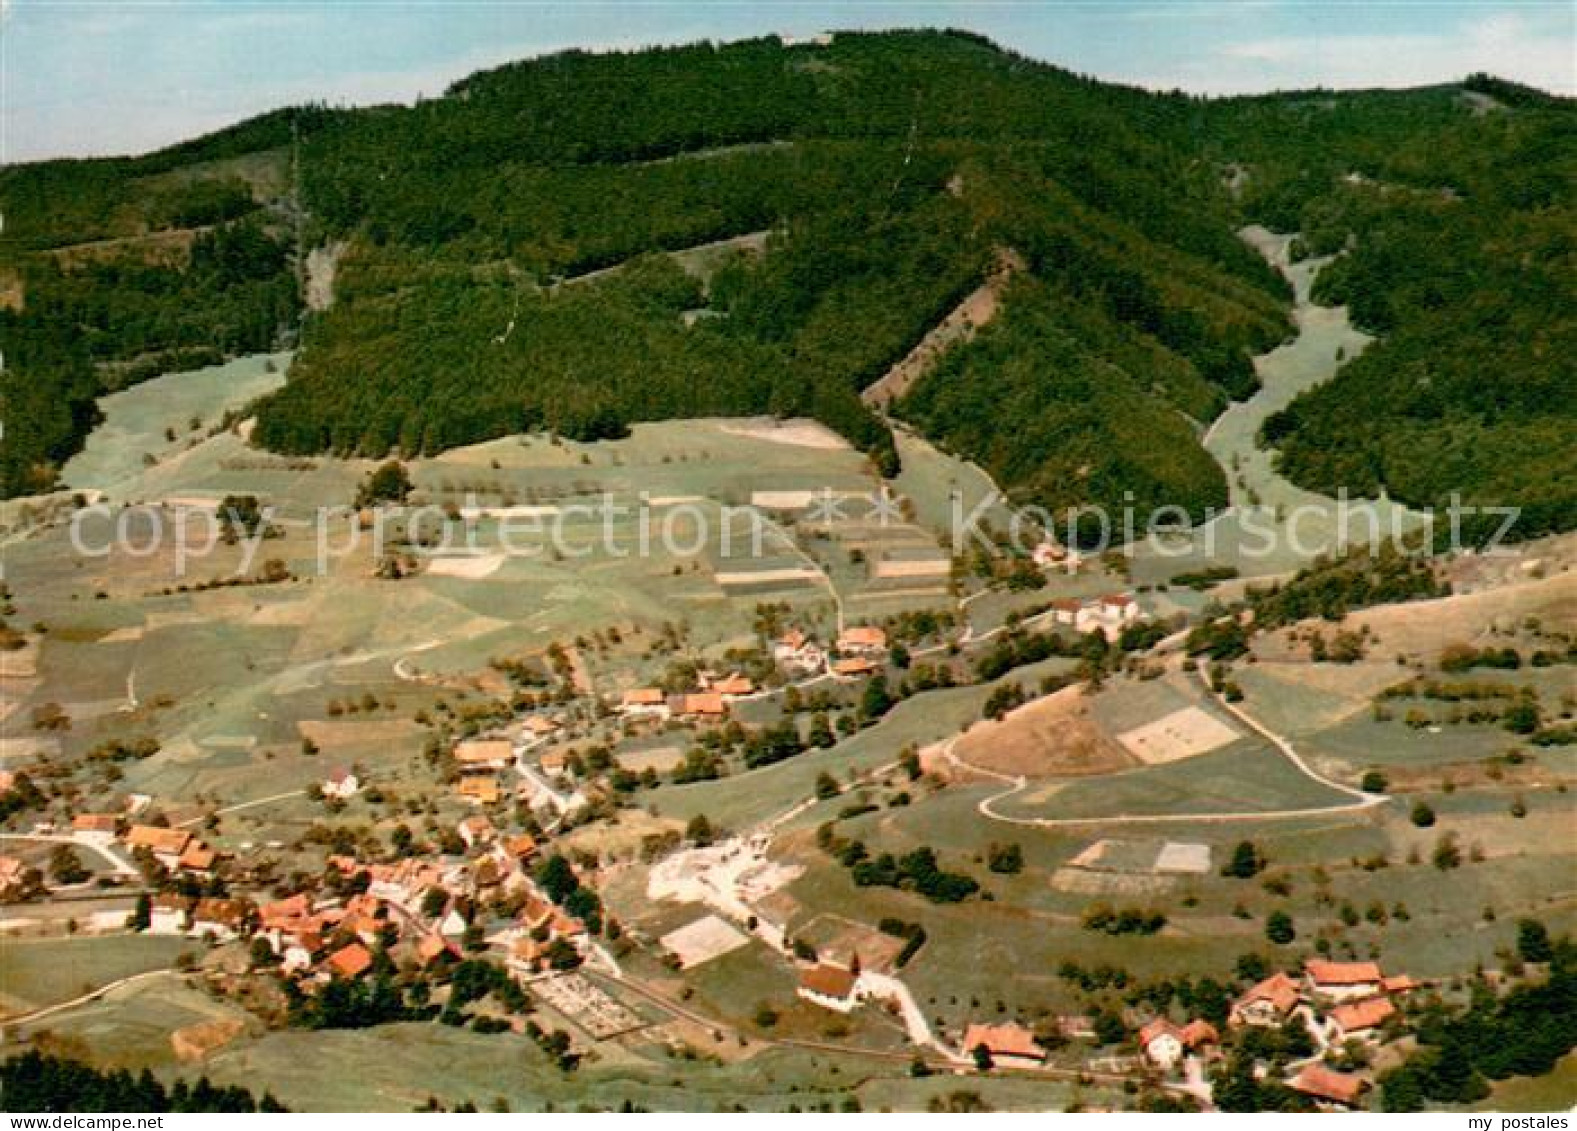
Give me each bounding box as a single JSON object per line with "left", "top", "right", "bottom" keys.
{"left": 1195, "top": 10, "right": 1575, "bottom": 95}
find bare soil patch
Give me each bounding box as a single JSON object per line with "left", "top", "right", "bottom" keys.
{"left": 296, "top": 717, "right": 422, "bottom": 750}
{"left": 862, "top": 247, "right": 1024, "bottom": 407}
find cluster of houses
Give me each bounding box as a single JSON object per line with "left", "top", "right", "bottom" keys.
{"left": 617, "top": 669, "right": 760, "bottom": 723}
{"left": 66, "top": 818, "right": 224, "bottom": 877}
{"left": 448, "top": 715, "right": 571, "bottom": 810}
{"left": 137, "top": 810, "right": 597, "bottom": 988}
{"left": 771, "top": 623, "right": 891, "bottom": 680}
{"left": 1132, "top": 959, "right": 1419, "bottom": 1109}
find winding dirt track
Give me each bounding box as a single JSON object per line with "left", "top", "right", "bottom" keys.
{"left": 942, "top": 666, "right": 1387, "bottom": 829}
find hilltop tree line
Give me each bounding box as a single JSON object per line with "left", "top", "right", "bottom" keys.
{"left": 1, "top": 29, "right": 1569, "bottom": 545}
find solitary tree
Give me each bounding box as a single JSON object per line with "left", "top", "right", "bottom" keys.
{"left": 1265, "top": 910, "right": 1296, "bottom": 945}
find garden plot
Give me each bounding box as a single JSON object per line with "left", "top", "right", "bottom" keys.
{"left": 660, "top": 914, "right": 751, "bottom": 969}
{"left": 1117, "top": 705, "right": 1241, "bottom": 764}
{"left": 1051, "top": 836, "right": 1209, "bottom": 893}
{"left": 1153, "top": 841, "right": 1212, "bottom": 874}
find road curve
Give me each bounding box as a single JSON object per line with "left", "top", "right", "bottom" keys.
{"left": 940, "top": 668, "right": 1389, "bottom": 828}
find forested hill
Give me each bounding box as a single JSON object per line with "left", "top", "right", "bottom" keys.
{"left": 2, "top": 32, "right": 1571, "bottom": 539}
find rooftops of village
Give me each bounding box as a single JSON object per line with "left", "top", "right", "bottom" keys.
{"left": 192, "top": 897, "right": 253, "bottom": 928}
{"left": 620, "top": 688, "right": 666, "bottom": 709}
{"left": 178, "top": 842, "right": 218, "bottom": 872}
{"left": 831, "top": 656, "right": 879, "bottom": 677}
{"left": 708, "top": 672, "right": 755, "bottom": 697}
{"left": 1381, "top": 974, "right": 1421, "bottom": 994}
{"left": 259, "top": 893, "right": 312, "bottom": 928}
{"left": 503, "top": 833, "right": 539, "bottom": 860}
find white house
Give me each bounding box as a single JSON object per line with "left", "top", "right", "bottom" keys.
{"left": 1139, "top": 1018, "right": 1218, "bottom": 1071}
{"left": 71, "top": 813, "right": 120, "bottom": 847}
{"left": 148, "top": 894, "right": 191, "bottom": 935}
{"left": 438, "top": 907, "right": 469, "bottom": 938}
{"left": 1077, "top": 593, "right": 1142, "bottom": 639}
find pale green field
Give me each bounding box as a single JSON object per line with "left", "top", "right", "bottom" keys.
{"left": 1128, "top": 231, "right": 1428, "bottom": 583}
{"left": 193, "top": 1022, "right": 1096, "bottom": 1112}
{"left": 62, "top": 352, "right": 291, "bottom": 500}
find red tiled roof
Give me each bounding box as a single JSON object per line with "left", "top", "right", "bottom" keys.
{"left": 1306, "top": 959, "right": 1382, "bottom": 986}
{"left": 1291, "top": 1064, "right": 1365, "bottom": 1105}
{"left": 327, "top": 942, "right": 373, "bottom": 979}
{"left": 711, "top": 673, "right": 755, "bottom": 696}
{"left": 178, "top": 842, "right": 218, "bottom": 871}
{"left": 124, "top": 825, "right": 192, "bottom": 855}
{"left": 1236, "top": 971, "right": 1302, "bottom": 1015}
{"left": 838, "top": 626, "right": 888, "bottom": 650}
{"left": 962, "top": 1022, "right": 1044, "bottom": 1061}
{"left": 799, "top": 963, "right": 857, "bottom": 1000}
{"left": 260, "top": 893, "right": 311, "bottom": 928}
{"left": 677, "top": 692, "right": 726, "bottom": 716}
{"left": 832, "top": 657, "right": 878, "bottom": 676}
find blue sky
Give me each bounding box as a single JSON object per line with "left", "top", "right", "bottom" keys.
{"left": 3, "top": 1, "right": 1572, "bottom": 163}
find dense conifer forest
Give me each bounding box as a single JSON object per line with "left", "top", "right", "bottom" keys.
{"left": 1, "top": 31, "right": 1570, "bottom": 533}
